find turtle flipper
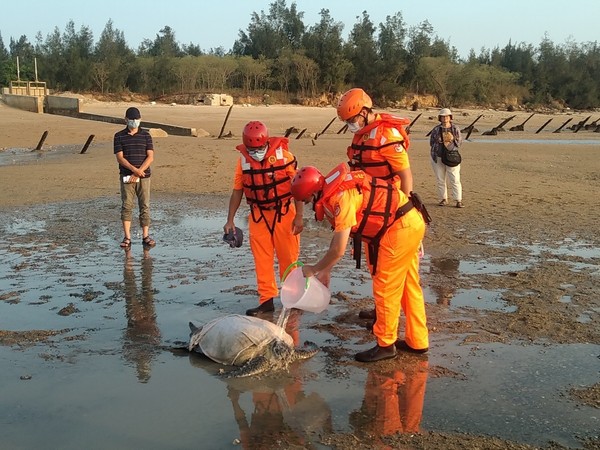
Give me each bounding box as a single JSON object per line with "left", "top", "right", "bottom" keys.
{"left": 226, "top": 356, "right": 270, "bottom": 378}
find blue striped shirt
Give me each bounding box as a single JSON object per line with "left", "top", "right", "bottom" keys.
{"left": 114, "top": 128, "right": 154, "bottom": 177}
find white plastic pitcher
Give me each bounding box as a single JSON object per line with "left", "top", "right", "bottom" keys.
{"left": 280, "top": 262, "right": 330, "bottom": 313}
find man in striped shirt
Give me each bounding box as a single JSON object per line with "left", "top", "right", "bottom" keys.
{"left": 114, "top": 107, "right": 156, "bottom": 249}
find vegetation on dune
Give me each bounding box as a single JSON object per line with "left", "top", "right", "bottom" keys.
{"left": 1, "top": 1, "right": 600, "bottom": 110}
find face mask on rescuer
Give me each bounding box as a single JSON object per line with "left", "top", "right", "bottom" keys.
{"left": 347, "top": 121, "right": 362, "bottom": 133}
{"left": 250, "top": 148, "right": 267, "bottom": 161}
{"left": 127, "top": 119, "right": 141, "bottom": 129}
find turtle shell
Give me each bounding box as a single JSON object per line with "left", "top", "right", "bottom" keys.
{"left": 193, "top": 314, "right": 294, "bottom": 366}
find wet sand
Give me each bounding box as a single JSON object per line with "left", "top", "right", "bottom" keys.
{"left": 0, "top": 99, "right": 599, "bottom": 449}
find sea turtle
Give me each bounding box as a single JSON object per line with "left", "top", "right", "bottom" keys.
{"left": 188, "top": 314, "right": 319, "bottom": 378}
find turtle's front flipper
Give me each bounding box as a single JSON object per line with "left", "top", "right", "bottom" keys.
{"left": 226, "top": 356, "right": 269, "bottom": 378}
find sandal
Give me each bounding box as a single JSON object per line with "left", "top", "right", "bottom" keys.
{"left": 120, "top": 237, "right": 131, "bottom": 248}
{"left": 142, "top": 236, "right": 156, "bottom": 248}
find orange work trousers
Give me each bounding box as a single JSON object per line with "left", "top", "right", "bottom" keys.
{"left": 248, "top": 205, "right": 300, "bottom": 304}
{"left": 367, "top": 207, "right": 428, "bottom": 349}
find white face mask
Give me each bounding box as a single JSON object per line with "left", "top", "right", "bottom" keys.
{"left": 347, "top": 121, "right": 362, "bottom": 133}
{"left": 250, "top": 148, "right": 267, "bottom": 162}
{"left": 127, "top": 119, "right": 141, "bottom": 130}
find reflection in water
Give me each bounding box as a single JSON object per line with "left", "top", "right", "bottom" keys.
{"left": 122, "top": 248, "right": 161, "bottom": 383}
{"left": 350, "top": 359, "right": 429, "bottom": 439}
{"left": 188, "top": 309, "right": 331, "bottom": 448}
{"left": 227, "top": 370, "right": 331, "bottom": 448}
{"left": 430, "top": 257, "right": 460, "bottom": 306}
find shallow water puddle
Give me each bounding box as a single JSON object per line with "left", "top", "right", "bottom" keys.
{"left": 0, "top": 144, "right": 100, "bottom": 165}
{"left": 0, "top": 200, "right": 598, "bottom": 448}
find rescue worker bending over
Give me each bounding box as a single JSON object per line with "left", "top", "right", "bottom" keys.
{"left": 291, "top": 163, "right": 428, "bottom": 362}
{"left": 224, "top": 121, "right": 304, "bottom": 316}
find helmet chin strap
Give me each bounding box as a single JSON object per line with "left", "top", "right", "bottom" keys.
{"left": 362, "top": 109, "right": 370, "bottom": 127}
{"left": 312, "top": 191, "right": 324, "bottom": 221}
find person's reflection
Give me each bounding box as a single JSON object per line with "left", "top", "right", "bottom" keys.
{"left": 226, "top": 309, "right": 332, "bottom": 448}
{"left": 430, "top": 256, "right": 460, "bottom": 306}
{"left": 349, "top": 358, "right": 429, "bottom": 439}
{"left": 122, "top": 248, "right": 161, "bottom": 383}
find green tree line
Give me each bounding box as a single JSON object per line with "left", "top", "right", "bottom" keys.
{"left": 1, "top": 0, "right": 599, "bottom": 109}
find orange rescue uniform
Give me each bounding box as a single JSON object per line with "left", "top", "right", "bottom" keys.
{"left": 346, "top": 113, "right": 411, "bottom": 190}
{"left": 233, "top": 138, "right": 300, "bottom": 304}
{"left": 321, "top": 167, "right": 428, "bottom": 350}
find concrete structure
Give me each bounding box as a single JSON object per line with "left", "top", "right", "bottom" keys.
{"left": 9, "top": 81, "right": 48, "bottom": 97}
{"left": 200, "top": 93, "right": 233, "bottom": 106}
{"left": 3, "top": 93, "right": 43, "bottom": 113}
{"left": 46, "top": 95, "right": 81, "bottom": 114}
{"left": 2, "top": 90, "right": 199, "bottom": 137}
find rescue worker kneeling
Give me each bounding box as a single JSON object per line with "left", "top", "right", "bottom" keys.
{"left": 291, "top": 163, "right": 429, "bottom": 362}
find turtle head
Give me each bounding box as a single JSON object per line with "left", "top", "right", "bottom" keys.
{"left": 294, "top": 341, "right": 319, "bottom": 360}
{"left": 188, "top": 322, "right": 203, "bottom": 351}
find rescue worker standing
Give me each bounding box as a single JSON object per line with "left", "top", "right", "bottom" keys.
{"left": 337, "top": 88, "right": 416, "bottom": 322}
{"left": 337, "top": 88, "right": 412, "bottom": 196}
{"left": 224, "top": 121, "right": 304, "bottom": 316}
{"left": 290, "top": 164, "right": 429, "bottom": 362}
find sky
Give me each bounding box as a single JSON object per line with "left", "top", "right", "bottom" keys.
{"left": 1, "top": 0, "right": 599, "bottom": 58}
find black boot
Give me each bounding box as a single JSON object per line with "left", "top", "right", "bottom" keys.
{"left": 246, "top": 299, "right": 274, "bottom": 316}
{"left": 358, "top": 309, "right": 376, "bottom": 320}
{"left": 395, "top": 340, "right": 428, "bottom": 354}
{"left": 355, "top": 344, "right": 397, "bottom": 362}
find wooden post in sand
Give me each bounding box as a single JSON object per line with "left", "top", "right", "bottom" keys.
{"left": 34, "top": 131, "right": 49, "bottom": 151}
{"left": 295, "top": 128, "right": 307, "bottom": 139}
{"left": 484, "top": 115, "right": 517, "bottom": 134}
{"left": 406, "top": 113, "right": 422, "bottom": 134}
{"left": 315, "top": 117, "right": 337, "bottom": 140}
{"left": 218, "top": 105, "right": 234, "bottom": 139}
{"left": 462, "top": 114, "right": 483, "bottom": 140}
{"left": 584, "top": 117, "right": 599, "bottom": 130}
{"left": 80, "top": 135, "right": 95, "bottom": 154}
{"left": 509, "top": 113, "right": 535, "bottom": 131}
{"left": 573, "top": 116, "right": 591, "bottom": 133}
{"left": 535, "top": 118, "right": 553, "bottom": 134}
{"left": 553, "top": 118, "right": 572, "bottom": 133}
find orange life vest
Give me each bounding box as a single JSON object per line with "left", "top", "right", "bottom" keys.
{"left": 346, "top": 113, "right": 411, "bottom": 183}
{"left": 237, "top": 137, "right": 297, "bottom": 232}
{"left": 315, "top": 163, "right": 413, "bottom": 273}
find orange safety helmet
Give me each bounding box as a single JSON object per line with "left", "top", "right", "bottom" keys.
{"left": 291, "top": 166, "right": 325, "bottom": 202}
{"left": 337, "top": 88, "right": 373, "bottom": 121}
{"left": 242, "top": 121, "right": 269, "bottom": 147}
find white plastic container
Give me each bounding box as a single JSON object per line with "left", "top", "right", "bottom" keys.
{"left": 280, "top": 262, "right": 330, "bottom": 313}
